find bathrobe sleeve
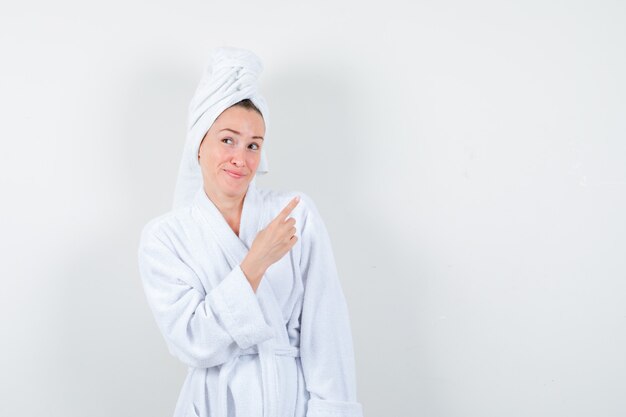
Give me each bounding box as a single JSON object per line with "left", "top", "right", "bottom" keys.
{"left": 138, "top": 220, "right": 274, "bottom": 369}
{"left": 298, "top": 195, "right": 364, "bottom": 417}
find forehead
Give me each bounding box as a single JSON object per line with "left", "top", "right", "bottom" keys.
{"left": 214, "top": 106, "right": 264, "bottom": 128}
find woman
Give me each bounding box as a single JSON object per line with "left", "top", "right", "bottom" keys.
{"left": 138, "top": 47, "right": 363, "bottom": 417}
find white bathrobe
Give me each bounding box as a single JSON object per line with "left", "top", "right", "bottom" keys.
{"left": 138, "top": 180, "right": 363, "bottom": 417}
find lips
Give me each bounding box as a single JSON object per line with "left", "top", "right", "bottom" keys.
{"left": 224, "top": 169, "right": 245, "bottom": 179}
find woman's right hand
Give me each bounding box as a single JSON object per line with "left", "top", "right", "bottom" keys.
{"left": 241, "top": 196, "right": 300, "bottom": 292}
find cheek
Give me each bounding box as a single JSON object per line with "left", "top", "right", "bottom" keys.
{"left": 206, "top": 148, "right": 228, "bottom": 163}
{"left": 247, "top": 153, "right": 261, "bottom": 170}
{"left": 199, "top": 148, "right": 227, "bottom": 172}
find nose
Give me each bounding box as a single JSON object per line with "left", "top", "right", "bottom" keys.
{"left": 231, "top": 145, "right": 246, "bottom": 167}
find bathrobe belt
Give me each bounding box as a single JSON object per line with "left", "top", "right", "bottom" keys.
{"left": 216, "top": 341, "right": 301, "bottom": 417}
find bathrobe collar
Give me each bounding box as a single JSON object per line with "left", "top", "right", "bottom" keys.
{"left": 192, "top": 180, "right": 265, "bottom": 262}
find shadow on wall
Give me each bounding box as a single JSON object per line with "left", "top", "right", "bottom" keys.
{"left": 263, "top": 64, "right": 425, "bottom": 414}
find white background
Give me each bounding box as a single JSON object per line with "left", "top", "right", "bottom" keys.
{"left": 1, "top": 1, "right": 625, "bottom": 416}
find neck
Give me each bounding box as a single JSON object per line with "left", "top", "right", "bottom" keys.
{"left": 202, "top": 183, "right": 247, "bottom": 218}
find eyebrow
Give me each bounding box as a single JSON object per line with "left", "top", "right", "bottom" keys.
{"left": 219, "top": 128, "right": 264, "bottom": 140}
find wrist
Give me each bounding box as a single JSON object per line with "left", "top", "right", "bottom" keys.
{"left": 241, "top": 254, "right": 266, "bottom": 286}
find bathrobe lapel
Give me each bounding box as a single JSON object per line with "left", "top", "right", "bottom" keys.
{"left": 192, "top": 181, "right": 285, "bottom": 417}
{"left": 192, "top": 181, "right": 282, "bottom": 322}
{"left": 192, "top": 181, "right": 262, "bottom": 266}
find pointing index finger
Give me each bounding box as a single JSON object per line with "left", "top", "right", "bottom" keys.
{"left": 277, "top": 195, "right": 300, "bottom": 222}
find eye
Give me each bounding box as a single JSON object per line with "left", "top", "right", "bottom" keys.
{"left": 222, "top": 137, "right": 234, "bottom": 144}
{"left": 249, "top": 142, "right": 260, "bottom": 150}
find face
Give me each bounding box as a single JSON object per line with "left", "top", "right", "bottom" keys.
{"left": 198, "top": 105, "right": 265, "bottom": 200}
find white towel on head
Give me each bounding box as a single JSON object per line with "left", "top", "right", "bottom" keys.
{"left": 172, "top": 46, "right": 270, "bottom": 210}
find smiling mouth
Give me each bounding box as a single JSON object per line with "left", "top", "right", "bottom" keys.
{"left": 224, "top": 169, "right": 245, "bottom": 179}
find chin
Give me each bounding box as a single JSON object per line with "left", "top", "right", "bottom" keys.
{"left": 220, "top": 178, "right": 250, "bottom": 195}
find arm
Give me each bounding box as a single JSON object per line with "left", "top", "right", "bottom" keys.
{"left": 298, "top": 195, "right": 364, "bottom": 417}
{"left": 137, "top": 222, "right": 274, "bottom": 368}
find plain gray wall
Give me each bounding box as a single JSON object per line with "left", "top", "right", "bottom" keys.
{"left": 1, "top": 1, "right": 625, "bottom": 416}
